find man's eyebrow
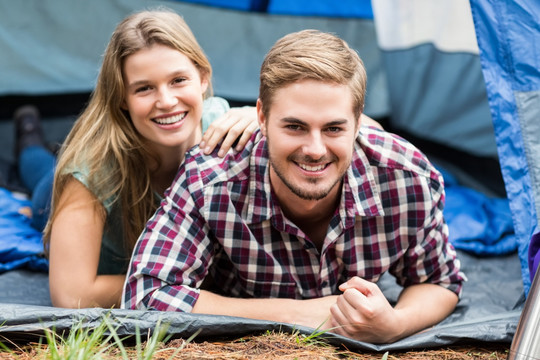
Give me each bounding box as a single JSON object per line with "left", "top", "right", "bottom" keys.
{"left": 281, "top": 117, "right": 306, "bottom": 125}
{"left": 326, "top": 119, "right": 349, "bottom": 126}
{"left": 280, "top": 117, "right": 350, "bottom": 126}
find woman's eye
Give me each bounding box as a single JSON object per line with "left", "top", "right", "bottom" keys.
{"left": 135, "top": 85, "right": 151, "bottom": 93}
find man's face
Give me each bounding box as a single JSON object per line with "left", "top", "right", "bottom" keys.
{"left": 257, "top": 79, "right": 359, "bottom": 203}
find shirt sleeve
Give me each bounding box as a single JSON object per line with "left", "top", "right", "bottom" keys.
{"left": 122, "top": 160, "right": 214, "bottom": 312}
{"left": 68, "top": 168, "right": 113, "bottom": 214}
{"left": 392, "top": 168, "right": 467, "bottom": 297}
{"left": 201, "top": 96, "right": 231, "bottom": 133}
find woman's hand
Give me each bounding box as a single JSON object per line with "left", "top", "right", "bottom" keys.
{"left": 199, "top": 107, "right": 258, "bottom": 157}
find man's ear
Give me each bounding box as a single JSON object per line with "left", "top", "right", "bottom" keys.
{"left": 256, "top": 99, "right": 267, "bottom": 136}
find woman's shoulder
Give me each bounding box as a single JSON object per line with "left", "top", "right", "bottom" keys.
{"left": 201, "top": 97, "right": 230, "bottom": 132}
{"left": 60, "top": 163, "right": 115, "bottom": 213}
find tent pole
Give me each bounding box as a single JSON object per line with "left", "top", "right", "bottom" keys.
{"left": 508, "top": 266, "right": 540, "bottom": 359}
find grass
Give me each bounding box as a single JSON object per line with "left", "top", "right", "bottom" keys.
{"left": 0, "top": 314, "right": 510, "bottom": 359}
{"left": 0, "top": 313, "right": 196, "bottom": 360}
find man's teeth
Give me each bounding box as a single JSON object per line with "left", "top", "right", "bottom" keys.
{"left": 299, "top": 163, "right": 325, "bottom": 171}
{"left": 154, "top": 113, "right": 186, "bottom": 125}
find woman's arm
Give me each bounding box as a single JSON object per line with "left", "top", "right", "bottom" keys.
{"left": 48, "top": 178, "right": 124, "bottom": 308}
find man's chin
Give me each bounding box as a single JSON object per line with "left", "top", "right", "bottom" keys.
{"left": 288, "top": 186, "right": 332, "bottom": 201}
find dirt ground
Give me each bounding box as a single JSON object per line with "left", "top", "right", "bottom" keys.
{"left": 159, "top": 333, "right": 510, "bottom": 360}
{"left": 0, "top": 331, "right": 510, "bottom": 359}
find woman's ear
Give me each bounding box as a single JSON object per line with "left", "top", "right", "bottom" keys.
{"left": 201, "top": 75, "right": 209, "bottom": 95}
{"left": 256, "top": 99, "right": 267, "bottom": 136}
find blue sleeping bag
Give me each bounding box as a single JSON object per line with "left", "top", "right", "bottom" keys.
{"left": 440, "top": 167, "right": 516, "bottom": 256}
{"left": 0, "top": 187, "right": 48, "bottom": 273}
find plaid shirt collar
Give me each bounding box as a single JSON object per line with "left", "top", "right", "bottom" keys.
{"left": 243, "top": 131, "right": 386, "bottom": 229}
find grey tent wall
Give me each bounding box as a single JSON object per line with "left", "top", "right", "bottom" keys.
{"left": 0, "top": 0, "right": 389, "bottom": 116}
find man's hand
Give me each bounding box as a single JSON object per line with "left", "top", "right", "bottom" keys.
{"left": 327, "top": 277, "right": 459, "bottom": 344}
{"left": 327, "top": 277, "right": 403, "bottom": 343}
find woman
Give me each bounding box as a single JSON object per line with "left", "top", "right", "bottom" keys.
{"left": 42, "top": 9, "right": 257, "bottom": 309}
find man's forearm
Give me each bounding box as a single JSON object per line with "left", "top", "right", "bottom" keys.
{"left": 392, "top": 283, "right": 458, "bottom": 340}
{"left": 193, "top": 290, "right": 338, "bottom": 330}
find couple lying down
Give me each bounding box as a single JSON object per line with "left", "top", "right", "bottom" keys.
{"left": 37, "top": 9, "right": 464, "bottom": 344}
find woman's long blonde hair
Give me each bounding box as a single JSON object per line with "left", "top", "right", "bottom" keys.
{"left": 43, "top": 9, "right": 212, "bottom": 253}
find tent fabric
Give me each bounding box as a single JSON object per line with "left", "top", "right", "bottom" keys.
{"left": 176, "top": 0, "right": 375, "bottom": 18}
{"left": 372, "top": 0, "right": 479, "bottom": 54}
{"left": 469, "top": 0, "right": 540, "bottom": 293}
{"left": 0, "top": 0, "right": 388, "bottom": 118}
{"left": 176, "top": 0, "right": 267, "bottom": 12}
{"left": 371, "top": 0, "right": 497, "bottom": 159}
{"left": 0, "top": 250, "right": 524, "bottom": 350}
{"left": 267, "top": 0, "right": 373, "bottom": 19}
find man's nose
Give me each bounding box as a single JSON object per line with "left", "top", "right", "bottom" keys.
{"left": 302, "top": 132, "right": 327, "bottom": 159}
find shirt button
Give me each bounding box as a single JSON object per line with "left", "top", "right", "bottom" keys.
{"left": 321, "top": 281, "right": 328, "bottom": 287}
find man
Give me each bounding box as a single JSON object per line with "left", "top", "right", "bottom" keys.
{"left": 123, "top": 30, "right": 465, "bottom": 344}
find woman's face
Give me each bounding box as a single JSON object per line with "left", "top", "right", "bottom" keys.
{"left": 122, "top": 43, "right": 208, "bottom": 157}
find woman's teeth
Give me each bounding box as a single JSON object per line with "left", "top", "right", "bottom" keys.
{"left": 299, "top": 163, "right": 326, "bottom": 172}
{"left": 153, "top": 112, "right": 186, "bottom": 125}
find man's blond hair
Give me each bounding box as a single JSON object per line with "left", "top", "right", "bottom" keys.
{"left": 259, "top": 29, "right": 367, "bottom": 120}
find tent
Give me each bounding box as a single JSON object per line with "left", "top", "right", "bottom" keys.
{"left": 0, "top": 0, "right": 538, "bottom": 351}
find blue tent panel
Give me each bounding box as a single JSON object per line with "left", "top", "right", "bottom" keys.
{"left": 469, "top": 0, "right": 540, "bottom": 293}
{"left": 172, "top": 0, "right": 374, "bottom": 18}
{"left": 267, "top": 0, "right": 373, "bottom": 19}
{"left": 170, "top": 0, "right": 267, "bottom": 11}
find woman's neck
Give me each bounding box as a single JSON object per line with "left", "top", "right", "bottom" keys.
{"left": 148, "top": 125, "right": 202, "bottom": 195}
{"left": 149, "top": 147, "right": 185, "bottom": 195}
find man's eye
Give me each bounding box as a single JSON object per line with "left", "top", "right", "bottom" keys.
{"left": 173, "top": 77, "right": 186, "bottom": 84}
{"left": 327, "top": 127, "right": 342, "bottom": 133}
{"left": 285, "top": 125, "right": 302, "bottom": 131}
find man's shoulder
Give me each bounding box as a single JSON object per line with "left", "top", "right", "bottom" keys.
{"left": 182, "top": 131, "right": 265, "bottom": 188}
{"left": 356, "top": 127, "right": 437, "bottom": 178}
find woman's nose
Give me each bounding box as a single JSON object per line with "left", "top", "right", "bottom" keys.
{"left": 156, "top": 87, "right": 178, "bottom": 109}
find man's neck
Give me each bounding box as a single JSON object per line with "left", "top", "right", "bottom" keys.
{"left": 273, "top": 182, "right": 341, "bottom": 252}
